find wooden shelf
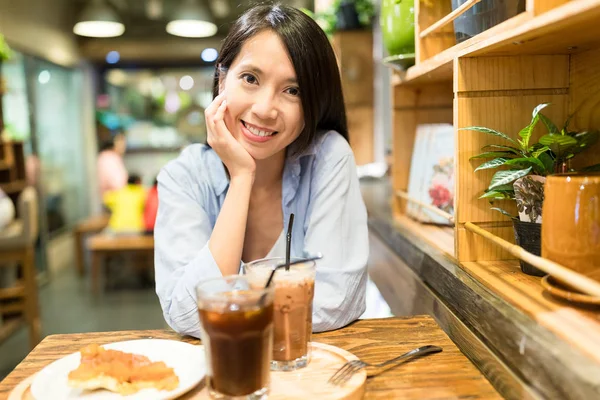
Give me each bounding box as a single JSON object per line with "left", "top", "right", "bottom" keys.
{"left": 399, "top": 10, "right": 530, "bottom": 85}
{"left": 466, "top": 0, "right": 600, "bottom": 57}
{"left": 395, "top": 0, "right": 600, "bottom": 86}
{"left": 461, "top": 260, "right": 600, "bottom": 365}
{"left": 0, "top": 180, "right": 27, "bottom": 194}
{"left": 393, "top": 214, "right": 455, "bottom": 259}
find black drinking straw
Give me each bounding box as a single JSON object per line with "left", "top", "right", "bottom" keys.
{"left": 262, "top": 254, "right": 324, "bottom": 291}
{"left": 285, "top": 213, "right": 294, "bottom": 271}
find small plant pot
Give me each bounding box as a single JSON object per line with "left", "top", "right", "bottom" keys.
{"left": 513, "top": 220, "right": 545, "bottom": 276}
{"left": 336, "top": 1, "right": 361, "bottom": 31}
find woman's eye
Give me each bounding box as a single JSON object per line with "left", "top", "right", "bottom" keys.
{"left": 241, "top": 73, "right": 257, "bottom": 85}
{"left": 286, "top": 87, "right": 300, "bottom": 96}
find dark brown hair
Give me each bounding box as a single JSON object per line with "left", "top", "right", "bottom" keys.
{"left": 212, "top": 3, "right": 348, "bottom": 155}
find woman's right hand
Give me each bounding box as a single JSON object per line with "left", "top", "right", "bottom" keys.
{"left": 205, "top": 93, "right": 256, "bottom": 180}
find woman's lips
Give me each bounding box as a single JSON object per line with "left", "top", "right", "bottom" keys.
{"left": 240, "top": 120, "right": 278, "bottom": 143}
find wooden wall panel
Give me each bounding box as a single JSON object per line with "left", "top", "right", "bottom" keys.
{"left": 331, "top": 31, "right": 374, "bottom": 106}
{"left": 332, "top": 30, "right": 375, "bottom": 165}
{"left": 456, "top": 55, "right": 569, "bottom": 92}
{"left": 347, "top": 106, "right": 374, "bottom": 165}
{"left": 457, "top": 224, "right": 515, "bottom": 262}
{"left": 569, "top": 47, "right": 600, "bottom": 171}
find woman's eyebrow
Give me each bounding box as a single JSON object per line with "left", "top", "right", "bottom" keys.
{"left": 239, "top": 63, "right": 298, "bottom": 84}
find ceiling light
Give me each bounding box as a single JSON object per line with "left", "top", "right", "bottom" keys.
{"left": 166, "top": 0, "right": 217, "bottom": 38}
{"left": 179, "top": 75, "right": 194, "bottom": 90}
{"left": 73, "top": 0, "right": 125, "bottom": 38}
{"left": 201, "top": 48, "right": 218, "bottom": 62}
{"left": 106, "top": 50, "right": 120, "bottom": 64}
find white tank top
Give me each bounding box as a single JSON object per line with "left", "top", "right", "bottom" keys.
{"left": 265, "top": 229, "right": 286, "bottom": 259}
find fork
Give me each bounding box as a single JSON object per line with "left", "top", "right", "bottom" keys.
{"left": 328, "top": 345, "right": 443, "bottom": 386}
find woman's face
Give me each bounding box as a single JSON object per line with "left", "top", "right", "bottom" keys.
{"left": 220, "top": 30, "right": 304, "bottom": 161}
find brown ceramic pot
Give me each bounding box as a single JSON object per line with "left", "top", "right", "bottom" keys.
{"left": 541, "top": 173, "right": 600, "bottom": 282}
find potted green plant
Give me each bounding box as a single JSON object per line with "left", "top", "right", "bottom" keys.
{"left": 380, "top": 0, "right": 415, "bottom": 56}
{"left": 303, "top": 0, "right": 375, "bottom": 36}
{"left": 461, "top": 103, "right": 600, "bottom": 276}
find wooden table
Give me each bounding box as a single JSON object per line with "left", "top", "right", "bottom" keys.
{"left": 73, "top": 215, "right": 109, "bottom": 276}
{"left": 88, "top": 233, "right": 154, "bottom": 294}
{"left": 0, "top": 317, "right": 500, "bottom": 399}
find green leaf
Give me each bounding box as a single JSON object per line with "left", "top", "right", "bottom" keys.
{"left": 481, "top": 144, "right": 522, "bottom": 155}
{"left": 531, "top": 146, "right": 550, "bottom": 158}
{"left": 492, "top": 184, "right": 515, "bottom": 192}
{"left": 460, "top": 127, "right": 518, "bottom": 145}
{"left": 582, "top": 163, "right": 600, "bottom": 172}
{"left": 518, "top": 103, "right": 550, "bottom": 150}
{"left": 532, "top": 103, "right": 551, "bottom": 119}
{"left": 490, "top": 207, "right": 518, "bottom": 220}
{"left": 539, "top": 113, "right": 559, "bottom": 134}
{"left": 488, "top": 168, "right": 532, "bottom": 190}
{"left": 470, "top": 151, "right": 516, "bottom": 160}
{"left": 539, "top": 134, "right": 578, "bottom": 158}
{"left": 474, "top": 158, "right": 510, "bottom": 172}
{"left": 480, "top": 191, "right": 513, "bottom": 200}
{"left": 0, "top": 34, "right": 12, "bottom": 61}
{"left": 562, "top": 114, "right": 574, "bottom": 134}
{"left": 538, "top": 152, "right": 554, "bottom": 174}
{"left": 571, "top": 131, "right": 600, "bottom": 155}
{"left": 504, "top": 157, "right": 546, "bottom": 174}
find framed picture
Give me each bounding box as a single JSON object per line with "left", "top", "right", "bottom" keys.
{"left": 406, "top": 124, "right": 455, "bottom": 225}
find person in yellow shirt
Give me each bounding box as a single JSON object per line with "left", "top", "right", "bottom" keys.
{"left": 103, "top": 175, "right": 147, "bottom": 234}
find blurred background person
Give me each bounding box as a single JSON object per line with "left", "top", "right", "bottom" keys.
{"left": 103, "top": 174, "right": 146, "bottom": 235}
{"left": 97, "top": 133, "right": 128, "bottom": 198}
{"left": 143, "top": 178, "right": 159, "bottom": 234}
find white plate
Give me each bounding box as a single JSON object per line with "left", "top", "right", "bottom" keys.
{"left": 30, "top": 339, "right": 205, "bottom": 400}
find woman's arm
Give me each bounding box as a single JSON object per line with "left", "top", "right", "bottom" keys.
{"left": 209, "top": 175, "right": 253, "bottom": 275}
{"left": 303, "top": 148, "right": 369, "bottom": 332}
{"left": 205, "top": 95, "right": 256, "bottom": 276}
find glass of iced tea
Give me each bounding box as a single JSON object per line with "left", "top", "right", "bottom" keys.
{"left": 196, "top": 275, "right": 274, "bottom": 399}
{"left": 245, "top": 258, "right": 316, "bottom": 371}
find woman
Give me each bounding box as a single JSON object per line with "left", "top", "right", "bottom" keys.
{"left": 154, "top": 4, "right": 368, "bottom": 337}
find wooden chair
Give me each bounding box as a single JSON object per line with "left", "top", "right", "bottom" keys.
{"left": 0, "top": 186, "right": 41, "bottom": 349}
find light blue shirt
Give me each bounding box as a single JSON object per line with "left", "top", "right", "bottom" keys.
{"left": 154, "top": 130, "right": 369, "bottom": 337}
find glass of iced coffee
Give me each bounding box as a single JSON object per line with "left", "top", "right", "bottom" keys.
{"left": 196, "top": 275, "right": 274, "bottom": 399}
{"left": 245, "top": 258, "right": 316, "bottom": 371}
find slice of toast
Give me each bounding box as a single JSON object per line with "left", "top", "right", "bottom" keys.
{"left": 67, "top": 344, "right": 179, "bottom": 395}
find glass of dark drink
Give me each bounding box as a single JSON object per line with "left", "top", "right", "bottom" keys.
{"left": 245, "top": 258, "right": 316, "bottom": 371}
{"left": 196, "top": 275, "right": 274, "bottom": 399}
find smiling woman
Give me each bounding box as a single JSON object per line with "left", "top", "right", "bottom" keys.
{"left": 154, "top": 3, "right": 368, "bottom": 337}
